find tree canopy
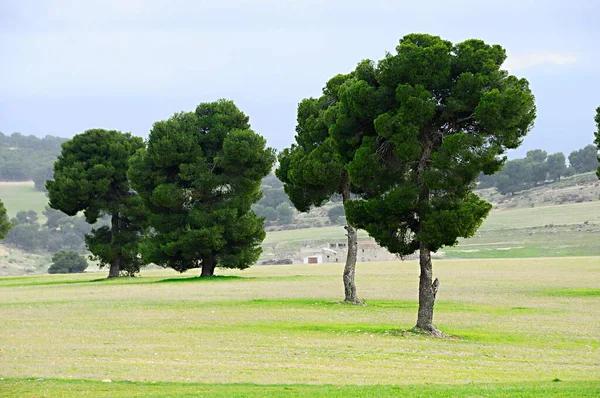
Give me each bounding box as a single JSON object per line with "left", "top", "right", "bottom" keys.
{"left": 47, "top": 129, "right": 146, "bottom": 277}
{"left": 568, "top": 144, "right": 599, "bottom": 174}
{"left": 595, "top": 107, "right": 600, "bottom": 179}
{"left": 129, "top": 100, "right": 275, "bottom": 276}
{"left": 276, "top": 71, "right": 376, "bottom": 304}
{"left": 337, "top": 34, "right": 536, "bottom": 333}
{"left": 0, "top": 200, "right": 12, "bottom": 239}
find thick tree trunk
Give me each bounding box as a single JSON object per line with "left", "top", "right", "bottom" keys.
{"left": 108, "top": 213, "right": 120, "bottom": 278}
{"left": 415, "top": 245, "right": 440, "bottom": 335}
{"left": 201, "top": 254, "right": 216, "bottom": 277}
{"left": 341, "top": 176, "right": 361, "bottom": 304}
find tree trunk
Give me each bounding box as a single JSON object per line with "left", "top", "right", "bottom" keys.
{"left": 415, "top": 245, "right": 440, "bottom": 335}
{"left": 108, "top": 213, "right": 121, "bottom": 278}
{"left": 341, "top": 176, "right": 361, "bottom": 304}
{"left": 414, "top": 129, "right": 440, "bottom": 334}
{"left": 201, "top": 254, "right": 216, "bottom": 277}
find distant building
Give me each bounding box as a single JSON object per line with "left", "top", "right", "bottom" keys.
{"left": 299, "top": 240, "right": 407, "bottom": 264}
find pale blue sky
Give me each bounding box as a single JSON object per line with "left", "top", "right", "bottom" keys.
{"left": 1, "top": 0, "right": 598, "bottom": 157}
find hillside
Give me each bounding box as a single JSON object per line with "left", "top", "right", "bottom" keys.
{"left": 1, "top": 173, "right": 600, "bottom": 275}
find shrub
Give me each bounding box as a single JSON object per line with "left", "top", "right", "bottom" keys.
{"left": 48, "top": 250, "right": 88, "bottom": 274}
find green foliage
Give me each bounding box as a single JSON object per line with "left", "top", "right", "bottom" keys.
{"left": 0, "top": 199, "right": 12, "bottom": 239}
{"left": 275, "top": 202, "right": 294, "bottom": 225}
{"left": 595, "top": 107, "right": 600, "bottom": 179}
{"left": 568, "top": 144, "right": 599, "bottom": 173}
{"left": 327, "top": 205, "right": 345, "bottom": 225}
{"left": 3, "top": 207, "right": 90, "bottom": 253}
{"left": 48, "top": 250, "right": 88, "bottom": 274}
{"left": 342, "top": 34, "right": 536, "bottom": 256}
{"left": 481, "top": 149, "right": 571, "bottom": 194}
{"left": 546, "top": 152, "right": 567, "bottom": 182}
{"left": 276, "top": 70, "right": 372, "bottom": 218}
{"left": 129, "top": 100, "right": 275, "bottom": 274}
{"left": 0, "top": 133, "right": 68, "bottom": 188}
{"left": 47, "top": 129, "right": 146, "bottom": 276}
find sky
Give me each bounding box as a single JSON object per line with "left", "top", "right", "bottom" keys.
{"left": 1, "top": 0, "right": 598, "bottom": 158}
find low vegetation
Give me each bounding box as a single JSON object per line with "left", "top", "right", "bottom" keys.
{"left": 0, "top": 258, "right": 598, "bottom": 395}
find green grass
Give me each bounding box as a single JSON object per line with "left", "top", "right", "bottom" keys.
{"left": 0, "top": 181, "right": 48, "bottom": 217}
{"left": 0, "top": 258, "right": 598, "bottom": 396}
{"left": 265, "top": 202, "right": 600, "bottom": 258}
{"left": 478, "top": 201, "right": 600, "bottom": 231}
{"left": 1, "top": 378, "right": 598, "bottom": 397}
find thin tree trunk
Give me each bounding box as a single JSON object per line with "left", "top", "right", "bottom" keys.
{"left": 341, "top": 175, "right": 361, "bottom": 304}
{"left": 414, "top": 129, "right": 440, "bottom": 334}
{"left": 415, "top": 245, "right": 440, "bottom": 335}
{"left": 201, "top": 254, "right": 216, "bottom": 277}
{"left": 108, "top": 213, "right": 121, "bottom": 278}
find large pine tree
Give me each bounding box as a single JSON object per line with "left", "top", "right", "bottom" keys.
{"left": 338, "top": 34, "right": 536, "bottom": 334}
{"left": 47, "top": 129, "right": 146, "bottom": 278}
{"left": 129, "top": 100, "right": 275, "bottom": 276}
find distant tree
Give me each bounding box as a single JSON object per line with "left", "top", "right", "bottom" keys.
{"left": 0, "top": 159, "right": 32, "bottom": 181}
{"left": 129, "top": 100, "right": 275, "bottom": 277}
{"left": 258, "top": 187, "right": 291, "bottom": 208}
{"left": 595, "top": 107, "right": 600, "bottom": 179}
{"left": 4, "top": 223, "right": 49, "bottom": 252}
{"left": 12, "top": 210, "right": 39, "bottom": 225}
{"left": 43, "top": 206, "right": 66, "bottom": 231}
{"left": 0, "top": 200, "right": 12, "bottom": 239}
{"left": 546, "top": 152, "right": 567, "bottom": 181}
{"left": 47, "top": 129, "right": 147, "bottom": 278}
{"left": 276, "top": 202, "right": 294, "bottom": 225}
{"left": 525, "top": 149, "right": 547, "bottom": 163}
{"left": 33, "top": 165, "right": 53, "bottom": 192}
{"left": 526, "top": 161, "right": 548, "bottom": 186}
{"left": 48, "top": 250, "right": 88, "bottom": 274}
{"left": 568, "top": 144, "right": 599, "bottom": 173}
{"left": 252, "top": 204, "right": 277, "bottom": 223}
{"left": 327, "top": 205, "right": 345, "bottom": 225}
{"left": 494, "top": 159, "right": 530, "bottom": 194}
{"left": 344, "top": 34, "right": 535, "bottom": 333}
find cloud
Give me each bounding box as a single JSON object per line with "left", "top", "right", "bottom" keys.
{"left": 504, "top": 52, "right": 577, "bottom": 71}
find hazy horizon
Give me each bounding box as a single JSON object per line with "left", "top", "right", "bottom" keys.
{"left": 1, "top": 0, "right": 599, "bottom": 158}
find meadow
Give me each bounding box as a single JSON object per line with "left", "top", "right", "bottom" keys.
{"left": 0, "top": 181, "right": 47, "bottom": 218}
{"left": 1, "top": 258, "right": 599, "bottom": 396}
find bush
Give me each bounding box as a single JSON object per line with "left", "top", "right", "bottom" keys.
{"left": 48, "top": 250, "right": 88, "bottom": 274}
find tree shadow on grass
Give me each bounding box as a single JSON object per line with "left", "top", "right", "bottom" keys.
{"left": 154, "top": 275, "right": 247, "bottom": 284}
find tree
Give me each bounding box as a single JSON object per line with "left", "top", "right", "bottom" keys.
{"left": 47, "top": 129, "right": 146, "bottom": 278}
{"left": 33, "top": 165, "right": 53, "bottom": 192}
{"left": 568, "top": 144, "right": 599, "bottom": 173}
{"left": 342, "top": 34, "right": 535, "bottom": 333}
{"left": 327, "top": 205, "right": 345, "bottom": 225}
{"left": 0, "top": 200, "right": 12, "bottom": 239}
{"left": 276, "top": 70, "right": 376, "bottom": 304}
{"left": 48, "top": 250, "right": 88, "bottom": 274}
{"left": 546, "top": 152, "right": 567, "bottom": 181}
{"left": 595, "top": 107, "right": 600, "bottom": 179}
{"left": 276, "top": 202, "right": 294, "bottom": 225}
{"left": 129, "top": 100, "right": 275, "bottom": 277}
{"left": 525, "top": 149, "right": 547, "bottom": 163}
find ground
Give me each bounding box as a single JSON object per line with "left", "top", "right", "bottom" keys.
{"left": 1, "top": 258, "right": 599, "bottom": 396}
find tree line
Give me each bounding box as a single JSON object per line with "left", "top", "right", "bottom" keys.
{"left": 478, "top": 145, "right": 599, "bottom": 194}
{"left": 1, "top": 33, "right": 599, "bottom": 335}
{"left": 0, "top": 133, "right": 68, "bottom": 190}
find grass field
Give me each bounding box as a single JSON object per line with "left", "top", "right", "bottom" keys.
{"left": 1, "top": 258, "right": 599, "bottom": 396}
{"left": 0, "top": 181, "right": 48, "bottom": 217}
